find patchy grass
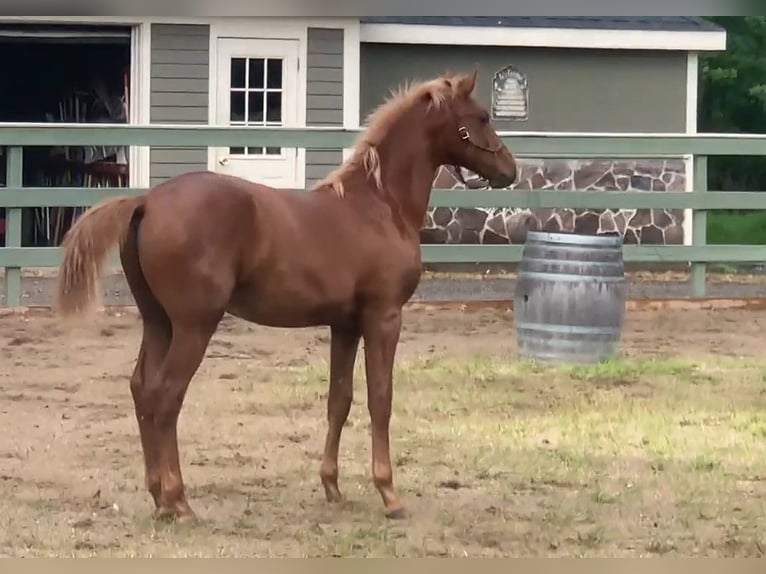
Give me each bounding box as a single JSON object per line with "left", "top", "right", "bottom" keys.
{"left": 204, "top": 352, "right": 766, "bottom": 556}
{"left": 1, "top": 310, "right": 766, "bottom": 557}
{"left": 708, "top": 210, "right": 766, "bottom": 245}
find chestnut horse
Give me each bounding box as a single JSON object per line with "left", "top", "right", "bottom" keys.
{"left": 54, "top": 70, "right": 517, "bottom": 523}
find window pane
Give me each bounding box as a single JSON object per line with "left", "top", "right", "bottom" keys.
{"left": 231, "top": 58, "right": 246, "bottom": 88}
{"left": 248, "top": 92, "right": 264, "bottom": 123}
{"left": 230, "top": 146, "right": 245, "bottom": 154}
{"left": 265, "top": 147, "right": 281, "bottom": 155}
{"left": 266, "top": 92, "right": 282, "bottom": 123}
{"left": 248, "top": 58, "right": 265, "bottom": 89}
{"left": 266, "top": 58, "right": 283, "bottom": 89}
{"left": 230, "top": 92, "right": 245, "bottom": 122}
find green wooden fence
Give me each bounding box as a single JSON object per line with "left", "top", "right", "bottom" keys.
{"left": 3, "top": 123, "right": 766, "bottom": 308}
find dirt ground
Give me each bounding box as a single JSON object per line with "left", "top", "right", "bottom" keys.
{"left": 1, "top": 305, "right": 766, "bottom": 557}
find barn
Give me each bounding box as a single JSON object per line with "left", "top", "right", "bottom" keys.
{"left": 0, "top": 16, "right": 726, "bottom": 248}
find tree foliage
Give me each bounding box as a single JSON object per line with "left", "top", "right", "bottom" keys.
{"left": 699, "top": 17, "right": 766, "bottom": 191}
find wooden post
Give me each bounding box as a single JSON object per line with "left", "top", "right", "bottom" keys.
{"left": 691, "top": 155, "right": 708, "bottom": 297}
{"left": 4, "top": 146, "right": 23, "bottom": 307}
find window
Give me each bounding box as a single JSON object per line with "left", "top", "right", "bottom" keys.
{"left": 229, "top": 56, "right": 284, "bottom": 156}
{"left": 491, "top": 65, "right": 528, "bottom": 121}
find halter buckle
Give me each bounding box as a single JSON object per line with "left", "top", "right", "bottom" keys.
{"left": 458, "top": 126, "right": 470, "bottom": 141}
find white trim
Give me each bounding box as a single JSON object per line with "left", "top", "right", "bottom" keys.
{"left": 683, "top": 52, "right": 699, "bottom": 248}
{"left": 127, "top": 24, "right": 140, "bottom": 188}
{"left": 360, "top": 23, "right": 727, "bottom": 52}
{"left": 686, "top": 53, "right": 699, "bottom": 134}
{"left": 131, "top": 22, "right": 151, "bottom": 188}
{"left": 297, "top": 26, "right": 308, "bottom": 189}
{"left": 341, "top": 19, "right": 360, "bottom": 164}
{"left": 207, "top": 23, "right": 217, "bottom": 134}
{"left": 0, "top": 29, "right": 130, "bottom": 39}
{"left": 342, "top": 20, "right": 361, "bottom": 131}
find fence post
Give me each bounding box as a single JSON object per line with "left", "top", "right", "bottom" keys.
{"left": 690, "top": 154, "right": 708, "bottom": 297}
{"left": 4, "top": 146, "right": 23, "bottom": 307}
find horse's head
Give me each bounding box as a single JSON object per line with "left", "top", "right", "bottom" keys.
{"left": 433, "top": 69, "right": 517, "bottom": 189}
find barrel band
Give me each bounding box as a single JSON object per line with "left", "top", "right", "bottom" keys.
{"left": 525, "top": 230, "right": 623, "bottom": 248}
{"left": 515, "top": 321, "right": 623, "bottom": 336}
{"left": 521, "top": 256, "right": 624, "bottom": 269}
{"left": 516, "top": 271, "right": 626, "bottom": 284}
{"left": 524, "top": 243, "right": 622, "bottom": 255}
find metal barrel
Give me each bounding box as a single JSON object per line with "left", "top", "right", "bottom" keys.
{"left": 513, "top": 230, "right": 626, "bottom": 363}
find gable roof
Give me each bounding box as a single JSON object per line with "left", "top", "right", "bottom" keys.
{"left": 360, "top": 16, "right": 723, "bottom": 33}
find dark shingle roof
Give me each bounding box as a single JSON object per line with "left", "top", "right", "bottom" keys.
{"left": 360, "top": 17, "right": 723, "bottom": 33}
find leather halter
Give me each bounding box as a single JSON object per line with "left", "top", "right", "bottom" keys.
{"left": 458, "top": 125, "right": 504, "bottom": 154}
{"left": 452, "top": 125, "right": 503, "bottom": 186}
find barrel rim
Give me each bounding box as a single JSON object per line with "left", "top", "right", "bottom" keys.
{"left": 525, "top": 230, "right": 624, "bottom": 248}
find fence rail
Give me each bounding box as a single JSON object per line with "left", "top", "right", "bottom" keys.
{"left": 1, "top": 123, "right": 765, "bottom": 307}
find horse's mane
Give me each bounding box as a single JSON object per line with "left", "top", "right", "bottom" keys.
{"left": 312, "top": 73, "right": 465, "bottom": 198}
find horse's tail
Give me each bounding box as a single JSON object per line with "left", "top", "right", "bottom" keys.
{"left": 55, "top": 194, "right": 146, "bottom": 318}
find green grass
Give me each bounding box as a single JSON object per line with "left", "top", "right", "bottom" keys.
{"left": 707, "top": 210, "right": 766, "bottom": 245}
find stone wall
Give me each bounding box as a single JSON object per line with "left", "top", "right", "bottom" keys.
{"left": 421, "top": 158, "right": 687, "bottom": 246}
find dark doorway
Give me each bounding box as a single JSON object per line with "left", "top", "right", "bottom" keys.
{"left": 0, "top": 24, "right": 132, "bottom": 247}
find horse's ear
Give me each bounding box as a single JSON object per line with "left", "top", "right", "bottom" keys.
{"left": 421, "top": 87, "right": 442, "bottom": 109}
{"left": 457, "top": 69, "right": 478, "bottom": 96}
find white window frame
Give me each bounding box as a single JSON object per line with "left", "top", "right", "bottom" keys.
{"left": 227, "top": 54, "right": 288, "bottom": 157}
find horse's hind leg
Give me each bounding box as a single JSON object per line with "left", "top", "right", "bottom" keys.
{"left": 120, "top": 208, "right": 173, "bottom": 511}
{"left": 130, "top": 317, "right": 171, "bottom": 508}
{"left": 149, "top": 315, "right": 222, "bottom": 522}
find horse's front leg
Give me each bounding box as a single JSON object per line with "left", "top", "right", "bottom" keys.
{"left": 362, "top": 305, "right": 406, "bottom": 519}
{"left": 319, "top": 325, "right": 361, "bottom": 503}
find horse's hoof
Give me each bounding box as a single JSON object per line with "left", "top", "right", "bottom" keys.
{"left": 153, "top": 506, "right": 197, "bottom": 525}
{"left": 384, "top": 505, "right": 408, "bottom": 520}
{"left": 324, "top": 489, "right": 345, "bottom": 504}
{"left": 175, "top": 511, "right": 198, "bottom": 525}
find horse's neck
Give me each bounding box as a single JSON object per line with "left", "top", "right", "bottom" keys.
{"left": 373, "top": 127, "right": 439, "bottom": 232}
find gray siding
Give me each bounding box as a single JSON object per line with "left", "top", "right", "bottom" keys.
{"left": 305, "top": 28, "right": 344, "bottom": 188}
{"left": 360, "top": 44, "right": 688, "bottom": 133}
{"left": 150, "top": 24, "right": 210, "bottom": 187}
